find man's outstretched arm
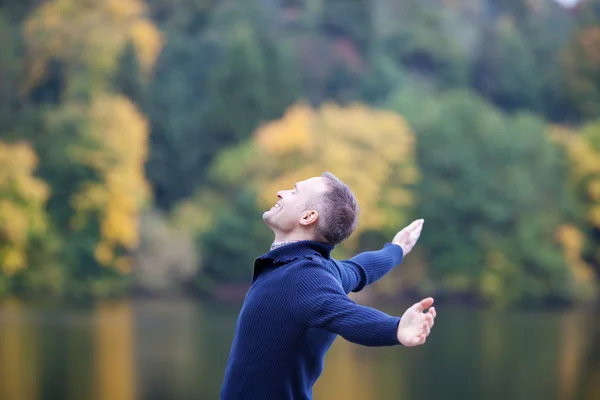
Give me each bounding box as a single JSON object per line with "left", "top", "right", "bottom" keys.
{"left": 338, "top": 219, "right": 424, "bottom": 293}
{"left": 288, "top": 262, "right": 436, "bottom": 347}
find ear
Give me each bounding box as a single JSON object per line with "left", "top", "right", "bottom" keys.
{"left": 299, "top": 209, "right": 319, "bottom": 226}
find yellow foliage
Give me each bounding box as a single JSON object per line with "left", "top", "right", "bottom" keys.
{"left": 553, "top": 122, "right": 600, "bottom": 276}
{"left": 555, "top": 123, "right": 600, "bottom": 230}
{"left": 557, "top": 224, "right": 597, "bottom": 299}
{"left": 70, "top": 95, "right": 150, "bottom": 272}
{"left": 589, "top": 179, "right": 600, "bottom": 202}
{"left": 0, "top": 142, "right": 49, "bottom": 275}
{"left": 23, "top": 0, "right": 163, "bottom": 92}
{"left": 129, "top": 20, "right": 163, "bottom": 76}
{"left": 216, "top": 102, "right": 419, "bottom": 250}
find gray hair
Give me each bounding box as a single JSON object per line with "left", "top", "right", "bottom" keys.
{"left": 313, "top": 172, "right": 359, "bottom": 246}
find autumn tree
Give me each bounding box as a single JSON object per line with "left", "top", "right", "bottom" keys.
{"left": 555, "top": 122, "right": 600, "bottom": 280}
{"left": 23, "top": 0, "right": 163, "bottom": 100}
{"left": 198, "top": 102, "right": 419, "bottom": 282}
{"left": 0, "top": 142, "right": 49, "bottom": 292}
{"left": 15, "top": 0, "right": 158, "bottom": 294}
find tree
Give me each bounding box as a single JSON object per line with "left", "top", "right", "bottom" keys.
{"left": 562, "top": 0, "right": 600, "bottom": 119}
{"left": 555, "top": 121, "right": 600, "bottom": 280}
{"left": 11, "top": 93, "right": 150, "bottom": 296}
{"left": 13, "top": 0, "right": 158, "bottom": 297}
{"left": 471, "top": 19, "right": 542, "bottom": 113}
{"left": 207, "top": 102, "right": 419, "bottom": 259}
{"left": 200, "top": 190, "right": 273, "bottom": 283}
{"left": 145, "top": 1, "right": 303, "bottom": 210}
{"left": 114, "top": 40, "right": 145, "bottom": 108}
{"left": 0, "top": 12, "right": 22, "bottom": 135}
{"left": 0, "top": 142, "right": 49, "bottom": 277}
{"left": 383, "top": 6, "right": 469, "bottom": 89}
{"left": 388, "top": 87, "right": 591, "bottom": 307}
{"left": 23, "top": 0, "right": 162, "bottom": 99}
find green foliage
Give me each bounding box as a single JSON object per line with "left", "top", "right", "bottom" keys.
{"left": 320, "top": 0, "right": 373, "bottom": 54}
{"left": 560, "top": 121, "right": 600, "bottom": 275}
{"left": 0, "top": 0, "right": 600, "bottom": 306}
{"left": 562, "top": 0, "right": 600, "bottom": 119}
{"left": 0, "top": 142, "right": 50, "bottom": 275}
{"left": 388, "top": 87, "right": 583, "bottom": 307}
{"left": 114, "top": 40, "right": 145, "bottom": 108}
{"left": 471, "top": 21, "right": 542, "bottom": 113}
{"left": 383, "top": 6, "right": 469, "bottom": 89}
{"left": 145, "top": 1, "right": 303, "bottom": 210}
{"left": 200, "top": 190, "right": 273, "bottom": 283}
{"left": 0, "top": 11, "right": 24, "bottom": 135}
{"left": 144, "top": 31, "right": 219, "bottom": 209}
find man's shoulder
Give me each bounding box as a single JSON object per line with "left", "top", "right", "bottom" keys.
{"left": 283, "top": 255, "right": 342, "bottom": 283}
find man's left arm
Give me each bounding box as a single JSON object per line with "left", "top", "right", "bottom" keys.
{"left": 338, "top": 219, "right": 424, "bottom": 293}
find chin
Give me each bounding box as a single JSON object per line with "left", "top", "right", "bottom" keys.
{"left": 262, "top": 210, "right": 274, "bottom": 223}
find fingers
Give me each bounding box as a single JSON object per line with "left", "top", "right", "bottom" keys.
{"left": 399, "top": 298, "right": 437, "bottom": 347}
{"left": 413, "top": 297, "right": 434, "bottom": 313}
{"left": 405, "top": 219, "right": 424, "bottom": 240}
{"left": 417, "top": 305, "right": 436, "bottom": 345}
{"left": 425, "top": 311, "right": 434, "bottom": 329}
{"left": 395, "top": 219, "right": 424, "bottom": 240}
{"left": 406, "top": 218, "right": 424, "bottom": 232}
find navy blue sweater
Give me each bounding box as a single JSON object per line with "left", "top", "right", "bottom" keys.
{"left": 220, "top": 240, "right": 404, "bottom": 400}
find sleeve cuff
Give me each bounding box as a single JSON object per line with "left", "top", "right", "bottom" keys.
{"left": 385, "top": 316, "right": 402, "bottom": 346}
{"left": 384, "top": 242, "right": 404, "bottom": 262}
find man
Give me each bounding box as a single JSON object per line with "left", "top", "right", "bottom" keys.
{"left": 220, "top": 172, "right": 436, "bottom": 399}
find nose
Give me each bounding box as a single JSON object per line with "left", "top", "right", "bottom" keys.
{"left": 277, "top": 190, "right": 290, "bottom": 199}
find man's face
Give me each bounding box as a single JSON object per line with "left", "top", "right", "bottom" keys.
{"left": 263, "top": 177, "right": 328, "bottom": 235}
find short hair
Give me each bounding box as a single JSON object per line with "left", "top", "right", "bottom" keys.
{"left": 314, "top": 172, "right": 359, "bottom": 246}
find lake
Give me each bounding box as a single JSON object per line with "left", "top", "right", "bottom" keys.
{"left": 0, "top": 296, "right": 599, "bottom": 400}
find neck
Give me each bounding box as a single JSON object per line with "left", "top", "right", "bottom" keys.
{"left": 270, "top": 240, "right": 300, "bottom": 250}
{"left": 271, "top": 230, "right": 316, "bottom": 250}
{"left": 272, "top": 231, "right": 315, "bottom": 244}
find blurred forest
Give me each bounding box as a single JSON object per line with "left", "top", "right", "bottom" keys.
{"left": 1, "top": 0, "right": 600, "bottom": 308}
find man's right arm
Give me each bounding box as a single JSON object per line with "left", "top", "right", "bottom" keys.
{"left": 288, "top": 263, "right": 401, "bottom": 347}
{"left": 336, "top": 243, "right": 403, "bottom": 293}
{"left": 337, "top": 218, "right": 424, "bottom": 293}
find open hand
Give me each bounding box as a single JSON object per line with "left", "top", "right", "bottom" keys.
{"left": 392, "top": 219, "right": 424, "bottom": 256}
{"left": 397, "top": 297, "right": 436, "bottom": 347}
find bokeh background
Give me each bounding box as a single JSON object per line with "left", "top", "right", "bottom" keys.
{"left": 1, "top": 0, "right": 600, "bottom": 399}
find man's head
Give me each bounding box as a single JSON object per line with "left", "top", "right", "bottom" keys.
{"left": 262, "top": 172, "right": 359, "bottom": 246}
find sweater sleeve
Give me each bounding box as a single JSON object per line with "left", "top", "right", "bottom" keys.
{"left": 288, "top": 263, "right": 401, "bottom": 347}
{"left": 337, "top": 243, "right": 404, "bottom": 293}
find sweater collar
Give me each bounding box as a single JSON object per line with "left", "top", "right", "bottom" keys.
{"left": 258, "top": 240, "right": 334, "bottom": 263}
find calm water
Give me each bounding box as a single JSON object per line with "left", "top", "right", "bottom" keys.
{"left": 0, "top": 297, "right": 599, "bottom": 400}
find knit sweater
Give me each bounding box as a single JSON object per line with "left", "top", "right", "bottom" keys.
{"left": 220, "top": 240, "right": 405, "bottom": 400}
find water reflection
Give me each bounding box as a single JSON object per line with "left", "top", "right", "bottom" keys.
{"left": 0, "top": 298, "right": 599, "bottom": 400}
{"left": 575, "top": 316, "right": 600, "bottom": 400}
{"left": 94, "top": 301, "right": 136, "bottom": 400}
{"left": 313, "top": 338, "right": 377, "bottom": 399}
{"left": 557, "top": 311, "right": 591, "bottom": 400}
{"left": 0, "top": 298, "right": 38, "bottom": 400}
{"left": 133, "top": 298, "right": 202, "bottom": 400}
